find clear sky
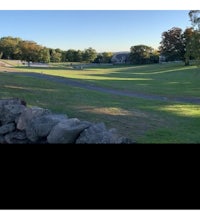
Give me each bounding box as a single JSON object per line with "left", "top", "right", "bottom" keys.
{"left": 0, "top": 10, "right": 192, "bottom": 52}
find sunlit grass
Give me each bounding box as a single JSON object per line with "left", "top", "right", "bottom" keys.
{"left": 9, "top": 62, "right": 200, "bottom": 98}
{"left": 1, "top": 70, "right": 200, "bottom": 143}
{"left": 1, "top": 62, "right": 200, "bottom": 143}
{"left": 158, "top": 104, "right": 200, "bottom": 118}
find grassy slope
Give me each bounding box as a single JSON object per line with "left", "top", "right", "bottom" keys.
{"left": 0, "top": 59, "right": 23, "bottom": 66}
{"left": 0, "top": 65, "right": 200, "bottom": 143}
{"left": 15, "top": 62, "right": 200, "bottom": 98}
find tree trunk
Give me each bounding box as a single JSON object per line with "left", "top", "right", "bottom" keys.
{"left": 184, "top": 58, "right": 190, "bottom": 66}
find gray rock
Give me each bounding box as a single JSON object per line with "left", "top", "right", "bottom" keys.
{"left": 0, "top": 98, "right": 26, "bottom": 123}
{"left": 75, "top": 122, "right": 131, "bottom": 144}
{"left": 17, "top": 106, "right": 52, "bottom": 130}
{"left": 0, "top": 123, "right": 16, "bottom": 135}
{"left": 47, "top": 118, "right": 91, "bottom": 144}
{"left": 4, "top": 130, "right": 30, "bottom": 144}
{"left": 25, "top": 114, "right": 68, "bottom": 142}
{"left": 0, "top": 135, "right": 6, "bottom": 144}
{"left": 0, "top": 98, "right": 26, "bottom": 107}
{"left": 0, "top": 104, "right": 26, "bottom": 124}
{"left": 0, "top": 99, "right": 133, "bottom": 144}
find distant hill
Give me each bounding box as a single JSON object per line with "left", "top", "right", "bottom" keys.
{"left": 113, "top": 51, "right": 130, "bottom": 54}
{"left": 97, "top": 51, "right": 130, "bottom": 55}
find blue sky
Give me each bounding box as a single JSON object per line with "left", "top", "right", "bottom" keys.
{"left": 0, "top": 10, "right": 192, "bottom": 52}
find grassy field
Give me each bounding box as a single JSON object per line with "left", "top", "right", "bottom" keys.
{"left": 13, "top": 62, "right": 200, "bottom": 98}
{"left": 0, "top": 61, "right": 200, "bottom": 143}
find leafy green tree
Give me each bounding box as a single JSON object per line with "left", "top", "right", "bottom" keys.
{"left": 18, "top": 40, "right": 42, "bottom": 66}
{"left": 187, "top": 30, "right": 200, "bottom": 64}
{"left": 74, "top": 50, "right": 83, "bottom": 62}
{"left": 38, "top": 47, "right": 50, "bottom": 63}
{"left": 130, "top": 45, "right": 155, "bottom": 64}
{"left": 82, "top": 47, "right": 97, "bottom": 63}
{"left": 65, "top": 49, "right": 76, "bottom": 62}
{"left": 61, "top": 50, "right": 67, "bottom": 62}
{"left": 149, "top": 49, "right": 159, "bottom": 63}
{"left": 94, "top": 53, "right": 103, "bottom": 63}
{"left": 159, "top": 27, "right": 185, "bottom": 62}
{"left": 65, "top": 49, "right": 83, "bottom": 62}
{"left": 187, "top": 10, "right": 200, "bottom": 65}
{"left": 183, "top": 27, "right": 195, "bottom": 65}
{"left": 189, "top": 10, "right": 200, "bottom": 29}
{"left": 102, "top": 52, "right": 113, "bottom": 63}
{"left": 50, "top": 49, "right": 62, "bottom": 62}
{"left": 0, "top": 36, "right": 22, "bottom": 59}
{"left": 94, "top": 52, "right": 113, "bottom": 63}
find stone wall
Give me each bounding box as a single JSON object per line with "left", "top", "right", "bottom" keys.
{"left": 0, "top": 98, "right": 133, "bottom": 144}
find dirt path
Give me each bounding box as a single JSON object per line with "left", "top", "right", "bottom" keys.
{"left": 7, "top": 71, "right": 200, "bottom": 104}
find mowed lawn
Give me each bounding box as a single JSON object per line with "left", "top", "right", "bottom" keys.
{"left": 14, "top": 62, "right": 200, "bottom": 98}
{"left": 0, "top": 62, "right": 200, "bottom": 143}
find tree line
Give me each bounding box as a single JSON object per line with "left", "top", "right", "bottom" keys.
{"left": 128, "top": 11, "right": 200, "bottom": 66}
{"left": 0, "top": 36, "right": 160, "bottom": 65}
{"left": 0, "top": 10, "right": 199, "bottom": 66}
{"left": 0, "top": 37, "right": 101, "bottom": 64}
{"left": 0, "top": 36, "right": 117, "bottom": 65}
{"left": 159, "top": 10, "right": 200, "bottom": 65}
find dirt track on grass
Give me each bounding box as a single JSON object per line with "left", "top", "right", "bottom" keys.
{"left": 6, "top": 71, "right": 200, "bottom": 104}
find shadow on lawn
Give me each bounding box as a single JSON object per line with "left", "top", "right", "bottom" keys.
{"left": 1, "top": 71, "right": 200, "bottom": 143}
{"left": 15, "top": 66, "right": 76, "bottom": 71}
{"left": 85, "top": 64, "right": 197, "bottom": 78}
{"left": 5, "top": 70, "right": 200, "bottom": 103}
{"left": 73, "top": 102, "right": 200, "bottom": 144}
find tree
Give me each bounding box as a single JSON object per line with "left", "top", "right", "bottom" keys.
{"left": 149, "top": 49, "right": 159, "bottom": 64}
{"left": 189, "top": 10, "right": 200, "bottom": 29}
{"left": 183, "top": 27, "right": 195, "bottom": 65}
{"left": 50, "top": 49, "right": 62, "bottom": 62}
{"left": 38, "top": 47, "right": 50, "bottom": 63}
{"left": 187, "top": 30, "right": 200, "bottom": 64}
{"left": 61, "top": 50, "right": 67, "bottom": 62}
{"left": 102, "top": 52, "right": 113, "bottom": 63}
{"left": 187, "top": 10, "right": 200, "bottom": 65}
{"left": 129, "top": 45, "right": 155, "bottom": 64}
{"left": 94, "top": 52, "right": 113, "bottom": 63}
{"left": 159, "top": 27, "right": 185, "bottom": 62}
{"left": 65, "top": 49, "right": 76, "bottom": 62}
{"left": 94, "top": 53, "right": 103, "bottom": 63}
{"left": 82, "top": 47, "right": 97, "bottom": 63}
{"left": 74, "top": 50, "right": 83, "bottom": 62}
{"left": 18, "top": 40, "right": 42, "bottom": 66}
{"left": 0, "top": 36, "right": 22, "bottom": 59}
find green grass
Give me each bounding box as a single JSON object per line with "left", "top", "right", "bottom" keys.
{"left": 14, "top": 62, "right": 200, "bottom": 98}
{"left": 1, "top": 64, "right": 200, "bottom": 143}
{"left": 0, "top": 59, "right": 23, "bottom": 66}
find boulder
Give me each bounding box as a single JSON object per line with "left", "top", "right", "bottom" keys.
{"left": 0, "top": 99, "right": 133, "bottom": 144}
{"left": 0, "top": 104, "right": 26, "bottom": 124}
{"left": 75, "top": 122, "right": 132, "bottom": 144}
{"left": 0, "top": 98, "right": 26, "bottom": 107}
{"left": 0, "top": 135, "right": 6, "bottom": 144}
{"left": 0, "top": 98, "right": 26, "bottom": 123}
{"left": 17, "top": 106, "right": 52, "bottom": 130}
{"left": 25, "top": 114, "right": 68, "bottom": 142}
{"left": 0, "top": 123, "right": 16, "bottom": 135}
{"left": 47, "top": 118, "right": 91, "bottom": 144}
{"left": 4, "top": 130, "right": 30, "bottom": 144}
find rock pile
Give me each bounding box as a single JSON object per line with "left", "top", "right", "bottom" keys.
{"left": 0, "top": 98, "right": 133, "bottom": 144}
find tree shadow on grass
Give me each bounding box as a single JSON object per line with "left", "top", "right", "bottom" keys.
{"left": 15, "top": 66, "right": 76, "bottom": 71}
{"left": 1, "top": 71, "right": 200, "bottom": 143}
